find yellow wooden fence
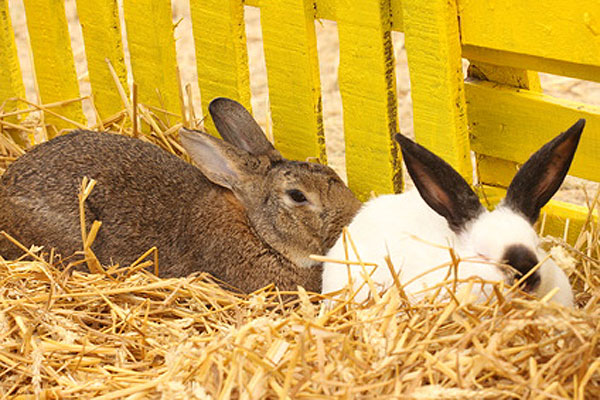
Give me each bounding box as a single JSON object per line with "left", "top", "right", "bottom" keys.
{"left": 1, "top": 0, "right": 599, "bottom": 244}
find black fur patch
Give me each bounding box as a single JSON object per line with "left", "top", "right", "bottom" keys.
{"left": 502, "top": 244, "right": 541, "bottom": 291}
{"left": 395, "top": 133, "right": 484, "bottom": 232}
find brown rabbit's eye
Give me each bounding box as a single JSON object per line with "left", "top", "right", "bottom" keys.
{"left": 287, "top": 189, "right": 308, "bottom": 204}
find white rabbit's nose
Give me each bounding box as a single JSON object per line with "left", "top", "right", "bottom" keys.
{"left": 502, "top": 244, "right": 541, "bottom": 290}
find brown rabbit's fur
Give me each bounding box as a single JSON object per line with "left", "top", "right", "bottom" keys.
{"left": 0, "top": 99, "right": 361, "bottom": 294}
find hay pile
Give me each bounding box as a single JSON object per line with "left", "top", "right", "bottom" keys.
{"left": 1, "top": 97, "right": 600, "bottom": 399}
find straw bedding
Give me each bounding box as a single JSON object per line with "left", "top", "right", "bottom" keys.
{"left": 1, "top": 98, "right": 599, "bottom": 399}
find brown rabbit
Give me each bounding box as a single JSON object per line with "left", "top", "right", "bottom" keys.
{"left": 0, "top": 98, "right": 361, "bottom": 293}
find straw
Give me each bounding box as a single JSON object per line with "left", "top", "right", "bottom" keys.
{"left": 1, "top": 96, "right": 599, "bottom": 399}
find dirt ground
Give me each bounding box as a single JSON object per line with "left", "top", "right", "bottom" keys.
{"left": 6, "top": 0, "right": 600, "bottom": 204}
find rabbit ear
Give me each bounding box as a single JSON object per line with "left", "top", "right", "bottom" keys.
{"left": 395, "top": 133, "right": 484, "bottom": 232}
{"left": 179, "top": 127, "right": 263, "bottom": 192}
{"left": 504, "top": 119, "right": 585, "bottom": 224}
{"left": 209, "top": 97, "right": 282, "bottom": 161}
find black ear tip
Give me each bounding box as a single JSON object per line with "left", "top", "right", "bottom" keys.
{"left": 561, "top": 118, "right": 586, "bottom": 144}
{"left": 394, "top": 132, "right": 410, "bottom": 145}
{"left": 394, "top": 133, "right": 417, "bottom": 153}
{"left": 571, "top": 118, "right": 586, "bottom": 134}
{"left": 395, "top": 134, "right": 424, "bottom": 162}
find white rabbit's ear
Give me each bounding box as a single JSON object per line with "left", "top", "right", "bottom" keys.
{"left": 209, "top": 97, "right": 282, "bottom": 161}
{"left": 504, "top": 119, "right": 585, "bottom": 224}
{"left": 179, "top": 127, "right": 264, "bottom": 192}
{"left": 395, "top": 133, "right": 484, "bottom": 232}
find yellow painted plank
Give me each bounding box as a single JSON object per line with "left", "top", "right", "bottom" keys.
{"left": 463, "top": 46, "right": 600, "bottom": 84}
{"left": 467, "top": 61, "right": 540, "bottom": 188}
{"left": 459, "top": 0, "right": 600, "bottom": 74}
{"left": 191, "top": 0, "right": 251, "bottom": 135}
{"left": 390, "top": 0, "right": 404, "bottom": 31}
{"left": 314, "top": 0, "right": 335, "bottom": 21}
{"left": 122, "top": 0, "right": 179, "bottom": 119}
{"left": 22, "top": 0, "right": 84, "bottom": 130}
{"left": 401, "top": 0, "right": 471, "bottom": 181}
{"left": 76, "top": 0, "right": 128, "bottom": 120}
{"left": 466, "top": 81, "right": 600, "bottom": 182}
{"left": 260, "top": 0, "right": 325, "bottom": 162}
{"left": 476, "top": 155, "right": 518, "bottom": 188}
{"left": 482, "top": 186, "right": 594, "bottom": 245}
{"left": 0, "top": 0, "right": 25, "bottom": 120}
{"left": 467, "top": 61, "right": 541, "bottom": 91}
{"left": 336, "top": 0, "right": 400, "bottom": 200}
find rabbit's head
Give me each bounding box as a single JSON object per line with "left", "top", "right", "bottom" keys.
{"left": 395, "top": 119, "right": 585, "bottom": 306}
{"left": 180, "top": 98, "right": 361, "bottom": 269}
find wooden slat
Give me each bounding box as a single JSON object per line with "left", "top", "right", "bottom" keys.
{"left": 0, "top": 0, "right": 25, "bottom": 119}
{"left": 314, "top": 0, "right": 335, "bottom": 21}
{"left": 467, "top": 62, "right": 541, "bottom": 91}
{"left": 476, "top": 154, "right": 518, "bottom": 189}
{"left": 463, "top": 46, "right": 600, "bottom": 84}
{"left": 76, "top": 0, "right": 128, "bottom": 120}
{"left": 482, "top": 186, "right": 594, "bottom": 245}
{"left": 390, "top": 0, "right": 404, "bottom": 31}
{"left": 401, "top": 0, "right": 471, "bottom": 181}
{"left": 260, "top": 0, "right": 325, "bottom": 161}
{"left": 468, "top": 61, "right": 541, "bottom": 188}
{"left": 336, "top": 0, "right": 400, "bottom": 200}
{"left": 191, "top": 0, "right": 251, "bottom": 134}
{"left": 22, "top": 0, "right": 84, "bottom": 131}
{"left": 466, "top": 81, "right": 600, "bottom": 182}
{"left": 460, "top": 0, "right": 600, "bottom": 81}
{"left": 122, "top": 0, "right": 179, "bottom": 121}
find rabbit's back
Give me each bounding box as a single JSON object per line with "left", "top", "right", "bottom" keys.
{"left": 0, "top": 131, "right": 224, "bottom": 271}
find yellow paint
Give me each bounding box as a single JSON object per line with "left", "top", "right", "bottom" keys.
{"left": 260, "top": 0, "right": 325, "bottom": 162}
{"left": 467, "top": 61, "right": 540, "bottom": 91}
{"left": 482, "top": 186, "right": 594, "bottom": 245}
{"left": 248, "top": 0, "right": 404, "bottom": 28}
{"left": 466, "top": 80, "right": 600, "bottom": 182}
{"left": 336, "top": 0, "right": 401, "bottom": 200}
{"left": 246, "top": 0, "right": 335, "bottom": 21}
{"left": 22, "top": 0, "right": 84, "bottom": 131}
{"left": 459, "top": 0, "right": 600, "bottom": 72}
{"left": 463, "top": 46, "right": 600, "bottom": 84}
{"left": 191, "top": 0, "right": 251, "bottom": 134}
{"left": 476, "top": 155, "right": 518, "bottom": 189}
{"left": 402, "top": 0, "right": 471, "bottom": 181}
{"left": 76, "top": 0, "right": 127, "bottom": 120}
{"left": 122, "top": 0, "right": 179, "bottom": 121}
{"left": 248, "top": 0, "right": 405, "bottom": 29}
{"left": 467, "top": 61, "right": 540, "bottom": 188}
{"left": 390, "top": 0, "right": 404, "bottom": 31}
{"left": 0, "top": 0, "right": 25, "bottom": 121}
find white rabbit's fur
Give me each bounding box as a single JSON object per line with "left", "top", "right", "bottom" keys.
{"left": 322, "top": 191, "right": 573, "bottom": 306}
{"left": 322, "top": 120, "right": 586, "bottom": 308}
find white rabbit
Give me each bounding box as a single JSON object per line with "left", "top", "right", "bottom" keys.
{"left": 322, "top": 119, "right": 585, "bottom": 307}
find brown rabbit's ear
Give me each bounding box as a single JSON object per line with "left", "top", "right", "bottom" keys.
{"left": 179, "top": 128, "right": 263, "bottom": 192}
{"left": 209, "top": 97, "right": 282, "bottom": 161}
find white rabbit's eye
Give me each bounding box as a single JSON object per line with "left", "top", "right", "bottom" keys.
{"left": 287, "top": 189, "right": 308, "bottom": 204}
